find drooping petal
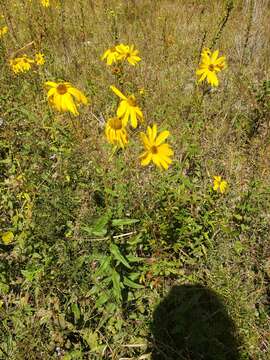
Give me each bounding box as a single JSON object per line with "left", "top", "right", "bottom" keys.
{"left": 53, "top": 93, "right": 63, "bottom": 112}
{"left": 135, "top": 107, "right": 143, "bottom": 120}
{"left": 110, "top": 85, "right": 127, "bottom": 100}
{"left": 198, "top": 71, "right": 208, "bottom": 83}
{"left": 220, "top": 181, "right": 228, "bottom": 193}
{"left": 215, "top": 56, "right": 226, "bottom": 65}
{"left": 196, "top": 68, "right": 207, "bottom": 75}
{"left": 160, "top": 154, "right": 173, "bottom": 165}
{"left": 68, "top": 87, "right": 88, "bottom": 105}
{"left": 152, "top": 154, "right": 162, "bottom": 169}
{"left": 117, "top": 100, "right": 128, "bottom": 118}
{"left": 130, "top": 109, "right": 138, "bottom": 128}
{"left": 122, "top": 108, "right": 130, "bottom": 127}
{"left": 158, "top": 157, "right": 170, "bottom": 170}
{"left": 127, "top": 58, "right": 136, "bottom": 66}
{"left": 47, "top": 87, "right": 56, "bottom": 99}
{"left": 64, "top": 93, "right": 79, "bottom": 116}
{"left": 208, "top": 71, "right": 219, "bottom": 86}
{"left": 60, "top": 93, "right": 70, "bottom": 112}
{"left": 101, "top": 49, "right": 110, "bottom": 60}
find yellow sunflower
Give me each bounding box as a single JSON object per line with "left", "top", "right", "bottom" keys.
{"left": 213, "top": 176, "right": 228, "bottom": 194}
{"left": 9, "top": 55, "right": 34, "bottom": 74}
{"left": 196, "top": 48, "right": 227, "bottom": 87}
{"left": 0, "top": 26, "right": 8, "bottom": 38}
{"left": 139, "top": 124, "right": 173, "bottom": 170}
{"left": 101, "top": 46, "right": 120, "bottom": 66}
{"left": 105, "top": 117, "right": 128, "bottom": 148}
{"left": 35, "top": 52, "right": 45, "bottom": 65}
{"left": 115, "top": 44, "right": 141, "bottom": 65}
{"left": 45, "top": 81, "right": 88, "bottom": 116}
{"left": 110, "top": 85, "right": 143, "bottom": 128}
{"left": 41, "top": 0, "right": 50, "bottom": 7}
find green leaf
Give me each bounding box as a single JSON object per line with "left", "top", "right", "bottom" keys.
{"left": 95, "top": 256, "right": 112, "bottom": 276}
{"left": 0, "top": 281, "right": 9, "bottom": 295}
{"left": 110, "top": 243, "right": 131, "bottom": 269}
{"left": 128, "top": 272, "right": 141, "bottom": 281}
{"left": 71, "top": 303, "right": 80, "bottom": 321}
{"left": 83, "top": 212, "right": 111, "bottom": 237}
{"left": 19, "top": 108, "right": 39, "bottom": 122}
{"left": 234, "top": 240, "right": 244, "bottom": 255}
{"left": 126, "top": 254, "right": 144, "bottom": 263}
{"left": 112, "top": 218, "right": 139, "bottom": 227}
{"left": 111, "top": 269, "right": 122, "bottom": 302}
{"left": 95, "top": 292, "right": 109, "bottom": 308}
{"left": 80, "top": 329, "right": 99, "bottom": 350}
{"left": 127, "top": 234, "right": 142, "bottom": 245}
{"left": 123, "top": 276, "right": 144, "bottom": 289}
{"left": 63, "top": 350, "right": 83, "bottom": 360}
{"left": 21, "top": 268, "right": 42, "bottom": 282}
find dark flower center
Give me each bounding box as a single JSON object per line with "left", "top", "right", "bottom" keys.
{"left": 57, "top": 84, "right": 68, "bottom": 95}
{"left": 110, "top": 117, "right": 123, "bottom": 130}
{"left": 151, "top": 146, "right": 158, "bottom": 154}
{"left": 208, "top": 64, "right": 215, "bottom": 71}
{"left": 127, "top": 96, "right": 136, "bottom": 106}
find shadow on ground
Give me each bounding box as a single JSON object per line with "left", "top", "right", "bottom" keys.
{"left": 150, "top": 284, "right": 241, "bottom": 360}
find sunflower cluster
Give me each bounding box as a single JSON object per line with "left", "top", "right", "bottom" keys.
{"left": 101, "top": 44, "right": 227, "bottom": 173}
{"left": 102, "top": 44, "right": 173, "bottom": 170}
{"left": 102, "top": 43, "right": 141, "bottom": 66}
{"left": 8, "top": 36, "right": 227, "bottom": 180}
{"left": 9, "top": 52, "right": 45, "bottom": 74}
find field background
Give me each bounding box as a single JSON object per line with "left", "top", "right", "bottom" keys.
{"left": 0, "top": 0, "right": 269, "bottom": 359}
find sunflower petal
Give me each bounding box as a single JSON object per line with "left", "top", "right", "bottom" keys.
{"left": 110, "top": 85, "right": 127, "bottom": 100}
{"left": 45, "top": 81, "right": 57, "bottom": 88}
{"left": 156, "top": 130, "right": 170, "bottom": 146}
{"left": 140, "top": 151, "right": 152, "bottom": 166}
